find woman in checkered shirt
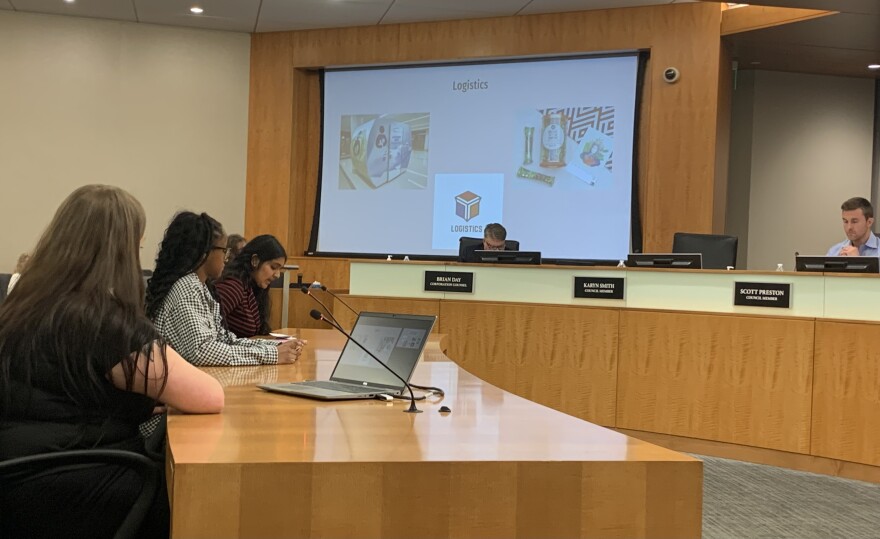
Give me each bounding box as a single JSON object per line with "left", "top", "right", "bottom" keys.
{"left": 145, "top": 212, "right": 304, "bottom": 366}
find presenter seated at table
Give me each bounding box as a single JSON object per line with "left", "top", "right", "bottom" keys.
{"left": 826, "top": 197, "right": 880, "bottom": 257}
{"left": 214, "top": 234, "right": 286, "bottom": 338}
{"left": 460, "top": 223, "right": 513, "bottom": 262}
{"left": 0, "top": 185, "right": 224, "bottom": 539}
{"left": 146, "top": 212, "right": 305, "bottom": 366}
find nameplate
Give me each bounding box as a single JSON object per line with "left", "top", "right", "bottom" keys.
{"left": 734, "top": 282, "right": 791, "bottom": 308}
{"left": 424, "top": 271, "right": 474, "bottom": 293}
{"left": 574, "top": 277, "right": 625, "bottom": 299}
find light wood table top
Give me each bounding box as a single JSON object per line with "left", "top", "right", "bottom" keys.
{"left": 168, "top": 329, "right": 695, "bottom": 467}
{"left": 167, "top": 328, "right": 702, "bottom": 538}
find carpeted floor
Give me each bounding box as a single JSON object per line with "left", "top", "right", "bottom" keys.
{"left": 697, "top": 454, "right": 880, "bottom": 539}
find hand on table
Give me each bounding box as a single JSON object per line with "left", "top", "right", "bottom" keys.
{"left": 277, "top": 338, "right": 308, "bottom": 364}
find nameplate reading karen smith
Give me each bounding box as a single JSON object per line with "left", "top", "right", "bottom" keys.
{"left": 574, "top": 277, "right": 625, "bottom": 300}
{"left": 424, "top": 271, "right": 474, "bottom": 293}
{"left": 734, "top": 282, "right": 791, "bottom": 308}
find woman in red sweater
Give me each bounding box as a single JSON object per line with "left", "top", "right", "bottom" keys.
{"left": 214, "top": 235, "right": 286, "bottom": 338}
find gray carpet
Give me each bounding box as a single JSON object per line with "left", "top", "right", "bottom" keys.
{"left": 697, "top": 454, "right": 880, "bottom": 539}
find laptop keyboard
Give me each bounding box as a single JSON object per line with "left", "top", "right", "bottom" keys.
{"left": 298, "top": 380, "right": 381, "bottom": 394}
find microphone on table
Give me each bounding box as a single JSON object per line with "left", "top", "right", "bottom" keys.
{"left": 318, "top": 284, "right": 359, "bottom": 318}
{"left": 308, "top": 309, "right": 422, "bottom": 414}
{"left": 299, "top": 286, "right": 343, "bottom": 329}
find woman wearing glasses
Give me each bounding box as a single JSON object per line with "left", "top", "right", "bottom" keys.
{"left": 145, "top": 212, "right": 304, "bottom": 366}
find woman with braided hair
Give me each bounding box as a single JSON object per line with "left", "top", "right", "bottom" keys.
{"left": 145, "top": 212, "right": 304, "bottom": 366}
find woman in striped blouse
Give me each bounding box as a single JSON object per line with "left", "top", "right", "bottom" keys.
{"left": 214, "top": 235, "right": 286, "bottom": 338}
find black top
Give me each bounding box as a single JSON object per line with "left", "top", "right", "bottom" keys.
{"left": 0, "top": 292, "right": 162, "bottom": 460}
{"left": 0, "top": 352, "right": 155, "bottom": 460}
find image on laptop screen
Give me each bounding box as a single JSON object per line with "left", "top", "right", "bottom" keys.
{"left": 330, "top": 312, "right": 436, "bottom": 390}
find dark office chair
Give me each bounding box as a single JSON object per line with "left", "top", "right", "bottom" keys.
{"left": 0, "top": 449, "right": 160, "bottom": 539}
{"left": 672, "top": 232, "right": 738, "bottom": 270}
{"left": 458, "top": 236, "right": 521, "bottom": 262}
{"left": 142, "top": 269, "right": 153, "bottom": 288}
{"left": 0, "top": 273, "right": 11, "bottom": 303}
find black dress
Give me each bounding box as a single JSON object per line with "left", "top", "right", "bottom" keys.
{"left": 0, "top": 360, "right": 168, "bottom": 539}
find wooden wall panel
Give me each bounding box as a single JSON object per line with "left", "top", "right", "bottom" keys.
{"left": 438, "top": 302, "right": 619, "bottom": 426}
{"left": 642, "top": 7, "right": 723, "bottom": 249}
{"left": 287, "top": 70, "right": 321, "bottom": 254}
{"left": 266, "top": 258, "right": 352, "bottom": 331}
{"left": 812, "top": 320, "right": 880, "bottom": 466}
{"left": 617, "top": 310, "right": 814, "bottom": 453}
{"left": 245, "top": 32, "right": 294, "bottom": 245}
{"left": 290, "top": 25, "right": 403, "bottom": 68}
{"left": 246, "top": 2, "right": 728, "bottom": 261}
{"left": 719, "top": 5, "right": 834, "bottom": 36}
{"left": 287, "top": 256, "right": 351, "bottom": 289}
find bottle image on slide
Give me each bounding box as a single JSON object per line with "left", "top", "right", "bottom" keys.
{"left": 540, "top": 112, "right": 567, "bottom": 168}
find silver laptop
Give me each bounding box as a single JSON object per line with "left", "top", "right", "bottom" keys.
{"left": 258, "top": 312, "right": 437, "bottom": 400}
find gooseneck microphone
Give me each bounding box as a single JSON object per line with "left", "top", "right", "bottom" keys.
{"left": 300, "top": 286, "right": 343, "bottom": 328}
{"left": 319, "top": 284, "right": 359, "bottom": 318}
{"left": 308, "top": 309, "right": 422, "bottom": 414}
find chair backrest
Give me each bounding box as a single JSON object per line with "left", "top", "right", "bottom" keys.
{"left": 0, "top": 273, "right": 11, "bottom": 304}
{"left": 672, "top": 232, "right": 738, "bottom": 269}
{"left": 458, "top": 236, "right": 521, "bottom": 261}
{"left": 141, "top": 269, "right": 153, "bottom": 289}
{"left": 0, "top": 449, "right": 160, "bottom": 539}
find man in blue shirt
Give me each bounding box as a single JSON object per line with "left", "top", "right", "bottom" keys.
{"left": 827, "top": 197, "right": 880, "bottom": 257}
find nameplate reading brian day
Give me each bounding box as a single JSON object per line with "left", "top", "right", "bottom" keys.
{"left": 734, "top": 282, "right": 791, "bottom": 308}
{"left": 424, "top": 271, "right": 474, "bottom": 293}
{"left": 574, "top": 277, "right": 625, "bottom": 300}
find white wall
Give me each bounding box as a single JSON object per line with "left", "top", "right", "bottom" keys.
{"left": 0, "top": 11, "right": 250, "bottom": 271}
{"left": 725, "top": 69, "right": 755, "bottom": 269}
{"left": 728, "top": 70, "right": 875, "bottom": 271}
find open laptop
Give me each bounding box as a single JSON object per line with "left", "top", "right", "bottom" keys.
{"left": 258, "top": 312, "right": 437, "bottom": 400}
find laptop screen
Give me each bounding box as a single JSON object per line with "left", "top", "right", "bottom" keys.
{"left": 329, "top": 312, "right": 436, "bottom": 390}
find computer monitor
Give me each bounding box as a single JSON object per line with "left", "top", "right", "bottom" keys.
{"left": 474, "top": 250, "right": 542, "bottom": 265}
{"left": 795, "top": 256, "right": 879, "bottom": 274}
{"left": 626, "top": 253, "right": 702, "bottom": 269}
{"left": 546, "top": 258, "right": 621, "bottom": 267}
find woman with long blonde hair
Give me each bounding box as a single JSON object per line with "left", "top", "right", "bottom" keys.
{"left": 0, "top": 185, "right": 224, "bottom": 539}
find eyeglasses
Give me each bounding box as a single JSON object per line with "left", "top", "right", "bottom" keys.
{"left": 483, "top": 240, "right": 506, "bottom": 251}
{"left": 212, "top": 246, "right": 232, "bottom": 260}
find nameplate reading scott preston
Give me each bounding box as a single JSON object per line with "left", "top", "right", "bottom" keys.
{"left": 734, "top": 282, "right": 791, "bottom": 308}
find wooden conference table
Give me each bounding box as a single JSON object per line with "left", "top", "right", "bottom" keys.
{"left": 166, "top": 329, "right": 701, "bottom": 538}
{"left": 331, "top": 261, "right": 880, "bottom": 482}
